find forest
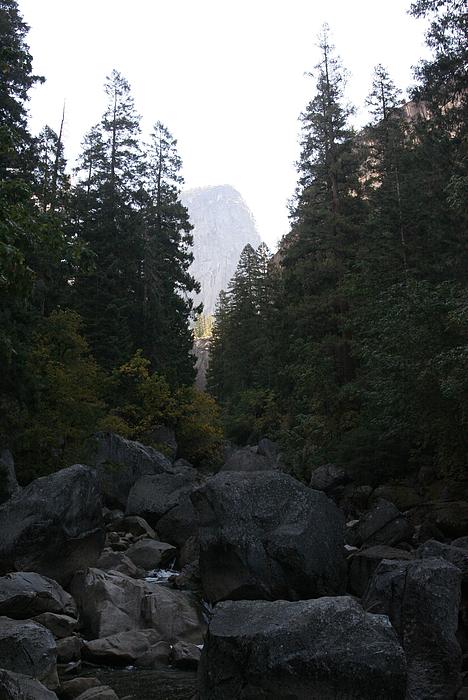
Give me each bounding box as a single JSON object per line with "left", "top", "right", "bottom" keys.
{"left": 0, "top": 0, "right": 467, "bottom": 491}
{"left": 208, "top": 2, "right": 468, "bottom": 485}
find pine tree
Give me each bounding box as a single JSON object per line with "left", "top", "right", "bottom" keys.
{"left": 360, "top": 65, "right": 409, "bottom": 283}
{"left": 278, "top": 27, "right": 365, "bottom": 458}
{"left": 72, "top": 70, "right": 143, "bottom": 367}
{"left": 138, "top": 121, "right": 200, "bottom": 385}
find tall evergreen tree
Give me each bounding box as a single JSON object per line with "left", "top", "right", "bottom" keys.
{"left": 72, "top": 70, "right": 143, "bottom": 367}
{"left": 138, "top": 121, "right": 200, "bottom": 385}
{"left": 275, "top": 26, "right": 365, "bottom": 472}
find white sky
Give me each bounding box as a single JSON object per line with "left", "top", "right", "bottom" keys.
{"left": 19, "top": 0, "right": 429, "bottom": 250}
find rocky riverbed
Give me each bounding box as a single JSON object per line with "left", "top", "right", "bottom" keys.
{"left": 0, "top": 432, "right": 467, "bottom": 698}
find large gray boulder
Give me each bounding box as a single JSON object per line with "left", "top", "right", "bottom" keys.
{"left": 347, "top": 545, "right": 414, "bottom": 597}
{"left": 32, "top": 612, "right": 78, "bottom": 639}
{"left": 86, "top": 432, "right": 172, "bottom": 508}
{"left": 0, "top": 617, "right": 58, "bottom": 689}
{"left": 125, "top": 539, "right": 176, "bottom": 570}
{"left": 70, "top": 568, "right": 205, "bottom": 644}
{"left": 417, "top": 539, "right": 468, "bottom": 581}
{"left": 309, "top": 463, "right": 349, "bottom": 493}
{"left": 0, "top": 669, "right": 58, "bottom": 699}
{"left": 156, "top": 494, "right": 199, "bottom": 548}
{"left": 346, "top": 498, "right": 413, "bottom": 548}
{"left": 83, "top": 629, "right": 170, "bottom": 667}
{"left": 126, "top": 469, "right": 197, "bottom": 525}
{"left": 0, "top": 572, "right": 76, "bottom": 619}
{"left": 192, "top": 470, "right": 346, "bottom": 603}
{"left": 0, "top": 465, "right": 104, "bottom": 585}
{"left": 0, "top": 449, "right": 20, "bottom": 504}
{"left": 199, "top": 596, "right": 406, "bottom": 699}
{"left": 363, "top": 557, "right": 462, "bottom": 699}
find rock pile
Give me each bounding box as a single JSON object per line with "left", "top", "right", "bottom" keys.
{"left": 0, "top": 437, "right": 467, "bottom": 698}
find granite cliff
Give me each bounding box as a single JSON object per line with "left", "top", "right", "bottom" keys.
{"left": 181, "top": 185, "right": 261, "bottom": 316}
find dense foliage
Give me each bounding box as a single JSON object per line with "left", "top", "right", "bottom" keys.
{"left": 208, "top": 8, "right": 468, "bottom": 483}
{"left": 0, "top": 1, "right": 221, "bottom": 481}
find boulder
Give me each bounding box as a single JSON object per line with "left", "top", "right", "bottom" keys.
{"left": 309, "top": 463, "right": 349, "bottom": 493}
{"left": 95, "top": 550, "right": 145, "bottom": 579}
{"left": 125, "top": 538, "right": 176, "bottom": 570}
{"left": 156, "top": 494, "right": 199, "bottom": 548}
{"left": 219, "top": 446, "right": 274, "bottom": 472}
{"left": 56, "top": 635, "right": 81, "bottom": 663}
{"left": 126, "top": 470, "right": 198, "bottom": 525}
{"left": 346, "top": 498, "right": 413, "bottom": 548}
{"left": 0, "top": 616, "right": 58, "bottom": 689}
{"left": 0, "top": 465, "right": 104, "bottom": 585}
{"left": 70, "top": 568, "right": 205, "bottom": 644}
{"left": 171, "top": 640, "right": 201, "bottom": 669}
{"left": 0, "top": 669, "right": 58, "bottom": 699}
{"left": 348, "top": 545, "right": 414, "bottom": 597}
{"left": 33, "top": 612, "right": 79, "bottom": 639}
{"left": 0, "top": 449, "right": 20, "bottom": 504}
{"left": 427, "top": 501, "right": 468, "bottom": 538}
{"left": 192, "top": 470, "right": 345, "bottom": 603}
{"left": 83, "top": 630, "right": 170, "bottom": 666}
{"left": 363, "top": 557, "right": 462, "bottom": 699}
{"left": 199, "top": 596, "right": 406, "bottom": 699}
{"left": 70, "top": 568, "right": 144, "bottom": 638}
{"left": 417, "top": 539, "right": 468, "bottom": 581}
{"left": 136, "top": 580, "right": 206, "bottom": 645}
{"left": 86, "top": 432, "right": 172, "bottom": 508}
{"left": 0, "top": 572, "right": 77, "bottom": 619}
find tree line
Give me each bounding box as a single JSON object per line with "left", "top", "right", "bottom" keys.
{"left": 208, "top": 0, "right": 467, "bottom": 483}
{"left": 0, "top": 0, "right": 222, "bottom": 481}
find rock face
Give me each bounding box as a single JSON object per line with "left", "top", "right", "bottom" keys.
{"left": 347, "top": 545, "right": 414, "bottom": 597}
{"left": 192, "top": 471, "right": 346, "bottom": 602}
{"left": 198, "top": 597, "right": 407, "bottom": 699}
{"left": 0, "top": 669, "right": 58, "bottom": 699}
{"left": 0, "top": 616, "right": 58, "bottom": 689}
{"left": 0, "top": 572, "right": 77, "bottom": 619}
{"left": 83, "top": 630, "right": 170, "bottom": 667}
{"left": 181, "top": 185, "right": 262, "bottom": 316}
{"left": 126, "top": 470, "right": 197, "bottom": 525}
{"left": 125, "top": 539, "right": 176, "bottom": 570}
{"left": 309, "top": 463, "right": 349, "bottom": 493}
{"left": 346, "top": 498, "right": 413, "bottom": 548}
{"left": 363, "top": 557, "right": 462, "bottom": 699}
{"left": 70, "top": 568, "right": 205, "bottom": 644}
{"left": 0, "top": 465, "right": 105, "bottom": 584}
{"left": 86, "top": 433, "right": 172, "bottom": 509}
{"left": 126, "top": 469, "right": 200, "bottom": 548}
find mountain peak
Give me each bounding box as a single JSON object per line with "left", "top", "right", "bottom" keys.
{"left": 182, "top": 185, "right": 261, "bottom": 316}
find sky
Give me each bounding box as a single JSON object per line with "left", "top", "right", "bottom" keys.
{"left": 18, "top": 0, "right": 429, "bottom": 250}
